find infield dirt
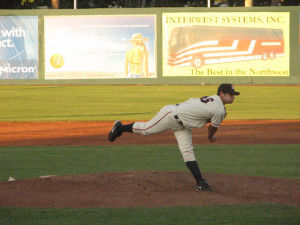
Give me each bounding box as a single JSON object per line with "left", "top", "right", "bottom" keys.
{"left": 1, "top": 120, "right": 300, "bottom": 146}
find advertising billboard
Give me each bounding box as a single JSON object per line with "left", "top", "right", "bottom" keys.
{"left": 0, "top": 16, "right": 38, "bottom": 79}
{"left": 163, "top": 12, "right": 289, "bottom": 77}
{"left": 45, "top": 15, "right": 156, "bottom": 79}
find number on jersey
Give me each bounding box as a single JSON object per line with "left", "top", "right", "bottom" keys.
{"left": 200, "top": 96, "right": 214, "bottom": 103}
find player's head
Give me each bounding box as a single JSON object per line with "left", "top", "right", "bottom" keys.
{"left": 217, "top": 83, "right": 240, "bottom": 104}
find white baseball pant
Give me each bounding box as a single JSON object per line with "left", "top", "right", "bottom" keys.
{"left": 132, "top": 105, "right": 196, "bottom": 162}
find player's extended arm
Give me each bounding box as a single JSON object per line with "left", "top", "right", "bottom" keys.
{"left": 208, "top": 124, "right": 218, "bottom": 143}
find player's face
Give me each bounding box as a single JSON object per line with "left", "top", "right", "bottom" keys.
{"left": 221, "top": 93, "right": 235, "bottom": 104}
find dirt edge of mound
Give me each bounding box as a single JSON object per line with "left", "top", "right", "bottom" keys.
{"left": 0, "top": 171, "right": 299, "bottom": 208}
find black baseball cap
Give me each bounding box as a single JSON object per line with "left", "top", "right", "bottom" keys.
{"left": 217, "top": 84, "right": 240, "bottom": 96}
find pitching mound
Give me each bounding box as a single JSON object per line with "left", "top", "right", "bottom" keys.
{"left": 0, "top": 171, "right": 299, "bottom": 208}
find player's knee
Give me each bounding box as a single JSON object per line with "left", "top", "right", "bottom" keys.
{"left": 180, "top": 146, "right": 196, "bottom": 162}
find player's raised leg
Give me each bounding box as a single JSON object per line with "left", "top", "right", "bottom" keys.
{"left": 108, "top": 105, "right": 179, "bottom": 142}
{"left": 132, "top": 105, "right": 179, "bottom": 135}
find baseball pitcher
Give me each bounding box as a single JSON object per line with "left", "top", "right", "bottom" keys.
{"left": 108, "top": 83, "right": 240, "bottom": 191}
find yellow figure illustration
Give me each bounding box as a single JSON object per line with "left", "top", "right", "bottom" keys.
{"left": 125, "top": 33, "right": 149, "bottom": 78}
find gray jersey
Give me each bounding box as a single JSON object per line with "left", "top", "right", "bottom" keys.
{"left": 132, "top": 94, "right": 226, "bottom": 162}
{"left": 176, "top": 95, "right": 226, "bottom": 129}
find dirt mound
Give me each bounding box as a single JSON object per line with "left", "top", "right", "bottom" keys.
{"left": 1, "top": 171, "right": 299, "bottom": 208}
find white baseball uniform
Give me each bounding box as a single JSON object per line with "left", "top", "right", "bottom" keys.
{"left": 133, "top": 95, "right": 226, "bottom": 162}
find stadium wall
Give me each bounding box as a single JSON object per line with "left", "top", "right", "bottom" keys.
{"left": 0, "top": 6, "right": 299, "bottom": 85}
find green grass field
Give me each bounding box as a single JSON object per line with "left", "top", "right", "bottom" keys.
{"left": 1, "top": 204, "right": 299, "bottom": 225}
{"left": 1, "top": 85, "right": 300, "bottom": 121}
{"left": 1, "top": 145, "right": 299, "bottom": 181}
{"left": 1, "top": 85, "right": 299, "bottom": 224}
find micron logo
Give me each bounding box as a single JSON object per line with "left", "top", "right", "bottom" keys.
{"left": 0, "top": 63, "right": 37, "bottom": 75}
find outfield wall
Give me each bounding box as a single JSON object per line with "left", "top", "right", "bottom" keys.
{"left": 0, "top": 6, "right": 299, "bottom": 85}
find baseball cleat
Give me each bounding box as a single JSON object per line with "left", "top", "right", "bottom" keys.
{"left": 196, "top": 180, "right": 213, "bottom": 192}
{"left": 108, "top": 120, "right": 122, "bottom": 142}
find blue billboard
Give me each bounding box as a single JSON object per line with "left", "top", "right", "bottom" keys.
{"left": 0, "top": 16, "right": 38, "bottom": 79}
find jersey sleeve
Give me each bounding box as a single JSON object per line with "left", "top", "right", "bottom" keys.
{"left": 210, "top": 110, "right": 225, "bottom": 128}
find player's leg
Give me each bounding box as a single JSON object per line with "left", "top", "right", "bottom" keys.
{"left": 108, "top": 105, "right": 179, "bottom": 142}
{"left": 132, "top": 105, "right": 179, "bottom": 135}
{"left": 174, "top": 128, "right": 212, "bottom": 191}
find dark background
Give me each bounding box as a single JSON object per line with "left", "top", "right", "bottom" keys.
{"left": 0, "top": 0, "right": 299, "bottom": 9}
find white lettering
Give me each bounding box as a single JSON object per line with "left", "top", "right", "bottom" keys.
{"left": 0, "top": 39, "right": 14, "bottom": 47}
{"left": 0, "top": 27, "right": 26, "bottom": 38}
{"left": 0, "top": 63, "right": 37, "bottom": 75}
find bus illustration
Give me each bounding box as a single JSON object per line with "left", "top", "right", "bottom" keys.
{"left": 167, "top": 26, "right": 285, "bottom": 68}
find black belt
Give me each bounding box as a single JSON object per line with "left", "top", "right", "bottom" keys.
{"left": 174, "top": 115, "right": 184, "bottom": 126}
